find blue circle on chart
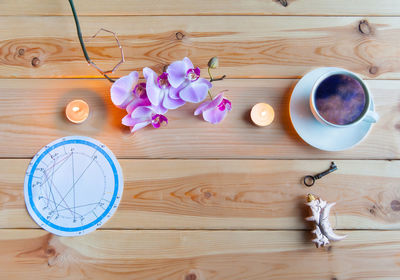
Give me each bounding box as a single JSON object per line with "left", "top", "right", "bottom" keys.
{"left": 24, "top": 136, "right": 124, "bottom": 236}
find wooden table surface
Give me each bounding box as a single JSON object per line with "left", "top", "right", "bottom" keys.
{"left": 1, "top": 1, "right": 400, "bottom": 279}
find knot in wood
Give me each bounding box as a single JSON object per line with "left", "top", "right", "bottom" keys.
{"left": 278, "top": 0, "right": 288, "bottom": 7}
{"left": 359, "top": 20, "right": 372, "bottom": 35}
{"left": 391, "top": 200, "right": 400, "bottom": 211}
{"left": 17, "top": 48, "right": 25, "bottom": 56}
{"left": 31, "top": 57, "right": 40, "bottom": 67}
{"left": 369, "top": 66, "right": 378, "bottom": 75}
{"left": 176, "top": 32, "right": 185, "bottom": 40}
{"left": 185, "top": 273, "right": 197, "bottom": 280}
{"left": 46, "top": 247, "right": 56, "bottom": 257}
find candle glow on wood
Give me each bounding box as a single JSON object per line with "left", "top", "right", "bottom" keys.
{"left": 66, "top": 100, "right": 89, "bottom": 124}
{"left": 251, "top": 103, "right": 275, "bottom": 126}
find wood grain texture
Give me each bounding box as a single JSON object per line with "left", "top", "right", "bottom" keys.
{"left": 2, "top": 0, "right": 400, "bottom": 16}
{"left": 2, "top": 159, "right": 400, "bottom": 230}
{"left": 1, "top": 2, "right": 399, "bottom": 279}
{"left": 0, "top": 79, "right": 399, "bottom": 159}
{"left": 1, "top": 229, "right": 400, "bottom": 280}
{"left": 1, "top": 16, "right": 400, "bottom": 79}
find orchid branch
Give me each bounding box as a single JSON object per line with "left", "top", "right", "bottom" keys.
{"left": 210, "top": 75, "right": 226, "bottom": 82}
{"left": 207, "top": 57, "right": 226, "bottom": 83}
{"left": 69, "top": 0, "right": 123, "bottom": 83}
{"left": 208, "top": 67, "right": 226, "bottom": 82}
{"left": 207, "top": 90, "right": 213, "bottom": 100}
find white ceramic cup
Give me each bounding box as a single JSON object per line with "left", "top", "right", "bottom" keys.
{"left": 310, "top": 69, "right": 379, "bottom": 128}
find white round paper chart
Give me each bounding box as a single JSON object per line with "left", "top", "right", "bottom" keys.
{"left": 24, "top": 136, "right": 123, "bottom": 236}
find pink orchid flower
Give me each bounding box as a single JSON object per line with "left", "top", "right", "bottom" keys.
{"left": 110, "top": 71, "right": 151, "bottom": 112}
{"left": 167, "top": 57, "right": 212, "bottom": 103}
{"left": 112, "top": 71, "right": 169, "bottom": 132}
{"left": 111, "top": 58, "right": 230, "bottom": 132}
{"left": 122, "top": 105, "right": 168, "bottom": 133}
{"left": 143, "top": 68, "right": 185, "bottom": 111}
{"left": 194, "top": 92, "right": 232, "bottom": 124}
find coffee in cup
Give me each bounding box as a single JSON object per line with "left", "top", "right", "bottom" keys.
{"left": 310, "top": 69, "right": 379, "bottom": 127}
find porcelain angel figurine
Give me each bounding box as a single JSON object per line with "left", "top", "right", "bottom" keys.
{"left": 305, "top": 194, "right": 347, "bottom": 247}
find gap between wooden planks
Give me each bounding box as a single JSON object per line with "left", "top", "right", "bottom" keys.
{"left": 1, "top": 159, "right": 400, "bottom": 230}
{"left": 0, "top": 79, "right": 398, "bottom": 159}
{"left": 0, "top": 229, "right": 400, "bottom": 279}
{"left": 1, "top": 16, "right": 400, "bottom": 79}
{"left": 1, "top": 0, "right": 400, "bottom": 16}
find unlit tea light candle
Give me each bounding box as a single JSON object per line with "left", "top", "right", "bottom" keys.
{"left": 251, "top": 103, "right": 275, "bottom": 126}
{"left": 66, "top": 99, "right": 89, "bottom": 124}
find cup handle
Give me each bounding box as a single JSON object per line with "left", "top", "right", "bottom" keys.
{"left": 363, "top": 110, "right": 379, "bottom": 123}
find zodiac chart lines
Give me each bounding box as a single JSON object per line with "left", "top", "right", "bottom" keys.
{"left": 24, "top": 136, "right": 124, "bottom": 236}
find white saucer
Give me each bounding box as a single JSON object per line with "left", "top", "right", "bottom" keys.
{"left": 289, "top": 67, "right": 375, "bottom": 151}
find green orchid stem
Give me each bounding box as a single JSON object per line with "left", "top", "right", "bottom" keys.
{"left": 210, "top": 75, "right": 226, "bottom": 82}
{"left": 208, "top": 66, "right": 226, "bottom": 99}
{"left": 68, "top": 0, "right": 115, "bottom": 83}
{"left": 208, "top": 67, "right": 226, "bottom": 83}
{"left": 208, "top": 67, "right": 214, "bottom": 81}
{"left": 208, "top": 90, "right": 213, "bottom": 100}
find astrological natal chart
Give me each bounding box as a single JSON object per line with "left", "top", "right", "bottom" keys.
{"left": 24, "top": 136, "right": 123, "bottom": 236}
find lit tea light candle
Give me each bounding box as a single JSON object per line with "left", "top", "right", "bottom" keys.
{"left": 65, "top": 100, "right": 89, "bottom": 124}
{"left": 251, "top": 103, "right": 275, "bottom": 126}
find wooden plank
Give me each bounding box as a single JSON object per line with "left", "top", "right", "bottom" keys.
{"left": 2, "top": 0, "right": 400, "bottom": 16}
{"left": 0, "top": 229, "right": 399, "bottom": 279}
{"left": 1, "top": 16, "right": 400, "bottom": 79}
{"left": 2, "top": 159, "right": 400, "bottom": 230}
{"left": 0, "top": 79, "right": 399, "bottom": 159}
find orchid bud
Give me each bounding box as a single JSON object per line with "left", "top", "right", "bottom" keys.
{"left": 208, "top": 57, "right": 219, "bottom": 69}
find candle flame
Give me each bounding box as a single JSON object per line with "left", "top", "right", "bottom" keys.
{"left": 66, "top": 99, "right": 89, "bottom": 124}
{"left": 250, "top": 103, "right": 275, "bottom": 127}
